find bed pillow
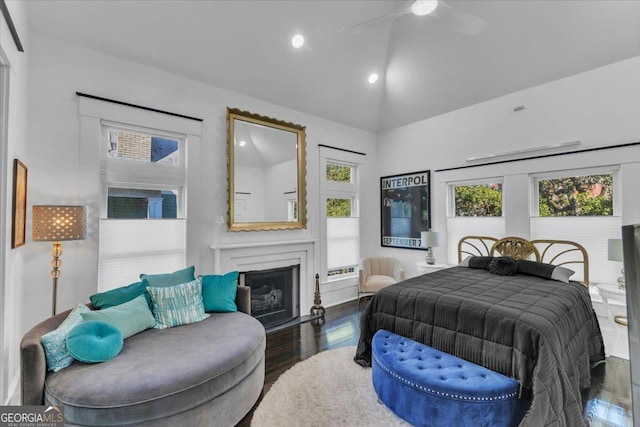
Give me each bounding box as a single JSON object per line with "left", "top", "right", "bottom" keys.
{"left": 140, "top": 266, "right": 196, "bottom": 288}
{"left": 517, "top": 260, "right": 576, "bottom": 283}
{"left": 81, "top": 295, "right": 157, "bottom": 338}
{"left": 488, "top": 257, "right": 518, "bottom": 276}
{"left": 89, "top": 281, "right": 151, "bottom": 310}
{"left": 147, "top": 278, "right": 210, "bottom": 329}
{"left": 66, "top": 321, "right": 123, "bottom": 363}
{"left": 41, "top": 303, "right": 91, "bottom": 372}
{"left": 459, "top": 256, "right": 494, "bottom": 270}
{"left": 200, "top": 271, "right": 239, "bottom": 313}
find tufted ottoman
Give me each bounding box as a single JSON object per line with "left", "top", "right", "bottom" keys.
{"left": 372, "top": 330, "right": 525, "bottom": 427}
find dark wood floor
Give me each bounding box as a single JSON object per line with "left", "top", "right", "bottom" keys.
{"left": 237, "top": 300, "right": 633, "bottom": 426}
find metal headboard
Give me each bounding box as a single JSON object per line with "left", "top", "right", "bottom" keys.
{"left": 458, "top": 235, "right": 590, "bottom": 285}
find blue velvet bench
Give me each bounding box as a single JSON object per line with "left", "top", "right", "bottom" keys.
{"left": 372, "top": 330, "right": 525, "bottom": 427}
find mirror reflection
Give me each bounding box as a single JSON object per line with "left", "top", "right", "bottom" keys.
{"left": 227, "top": 108, "right": 307, "bottom": 231}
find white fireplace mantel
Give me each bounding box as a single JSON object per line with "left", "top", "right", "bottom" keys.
{"left": 210, "top": 239, "right": 318, "bottom": 251}
{"left": 210, "top": 239, "right": 319, "bottom": 313}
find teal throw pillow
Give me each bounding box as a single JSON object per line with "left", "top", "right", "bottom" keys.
{"left": 81, "top": 295, "right": 156, "bottom": 339}
{"left": 66, "top": 321, "right": 123, "bottom": 363}
{"left": 89, "top": 281, "right": 151, "bottom": 310}
{"left": 201, "top": 271, "right": 239, "bottom": 313}
{"left": 147, "top": 278, "right": 210, "bottom": 329}
{"left": 140, "top": 266, "right": 196, "bottom": 288}
{"left": 41, "top": 304, "right": 91, "bottom": 372}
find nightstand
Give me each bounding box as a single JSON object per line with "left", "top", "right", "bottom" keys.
{"left": 416, "top": 262, "right": 450, "bottom": 274}
{"left": 593, "top": 283, "right": 628, "bottom": 359}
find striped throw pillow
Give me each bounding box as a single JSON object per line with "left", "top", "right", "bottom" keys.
{"left": 147, "top": 278, "right": 210, "bottom": 329}
{"left": 41, "top": 303, "right": 91, "bottom": 371}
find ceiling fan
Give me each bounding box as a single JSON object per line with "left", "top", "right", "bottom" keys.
{"left": 340, "top": 0, "right": 487, "bottom": 35}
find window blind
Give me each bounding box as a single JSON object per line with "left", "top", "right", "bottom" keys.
{"left": 327, "top": 217, "right": 359, "bottom": 269}
{"left": 98, "top": 219, "right": 186, "bottom": 291}
{"left": 446, "top": 217, "right": 505, "bottom": 263}
{"left": 530, "top": 216, "right": 622, "bottom": 284}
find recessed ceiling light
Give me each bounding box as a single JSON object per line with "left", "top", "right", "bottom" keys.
{"left": 411, "top": 0, "right": 438, "bottom": 16}
{"left": 368, "top": 73, "right": 379, "bottom": 84}
{"left": 291, "top": 34, "right": 305, "bottom": 49}
{"left": 238, "top": 140, "right": 246, "bottom": 147}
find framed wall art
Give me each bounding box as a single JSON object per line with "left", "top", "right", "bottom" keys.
{"left": 11, "top": 159, "right": 27, "bottom": 248}
{"left": 381, "top": 170, "right": 431, "bottom": 249}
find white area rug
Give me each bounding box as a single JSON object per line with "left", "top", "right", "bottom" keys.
{"left": 251, "top": 346, "right": 410, "bottom": 427}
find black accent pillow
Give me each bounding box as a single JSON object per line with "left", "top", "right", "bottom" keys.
{"left": 459, "top": 256, "right": 494, "bottom": 270}
{"left": 516, "top": 260, "right": 575, "bottom": 283}
{"left": 488, "top": 257, "right": 518, "bottom": 276}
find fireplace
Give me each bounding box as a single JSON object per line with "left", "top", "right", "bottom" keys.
{"left": 241, "top": 265, "right": 300, "bottom": 329}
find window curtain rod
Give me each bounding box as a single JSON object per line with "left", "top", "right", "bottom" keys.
{"left": 0, "top": 0, "right": 24, "bottom": 52}
{"left": 76, "top": 92, "right": 203, "bottom": 122}
{"left": 318, "top": 144, "right": 366, "bottom": 156}
{"left": 435, "top": 141, "right": 640, "bottom": 172}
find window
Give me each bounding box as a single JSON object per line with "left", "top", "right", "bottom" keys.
{"left": 326, "top": 196, "right": 358, "bottom": 278}
{"left": 327, "top": 197, "right": 353, "bottom": 217}
{"left": 452, "top": 182, "right": 503, "bottom": 217}
{"left": 108, "top": 129, "right": 180, "bottom": 165}
{"left": 536, "top": 173, "right": 613, "bottom": 217}
{"left": 320, "top": 150, "right": 361, "bottom": 282}
{"left": 98, "top": 123, "right": 187, "bottom": 289}
{"left": 447, "top": 179, "right": 505, "bottom": 262}
{"left": 326, "top": 163, "right": 353, "bottom": 183}
{"left": 287, "top": 199, "right": 298, "bottom": 222}
{"left": 107, "top": 188, "right": 178, "bottom": 219}
{"left": 530, "top": 167, "right": 620, "bottom": 283}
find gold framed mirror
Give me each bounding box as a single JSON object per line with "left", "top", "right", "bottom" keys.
{"left": 227, "top": 108, "right": 307, "bottom": 231}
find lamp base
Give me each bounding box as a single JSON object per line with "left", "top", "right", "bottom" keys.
{"left": 425, "top": 248, "right": 436, "bottom": 265}
{"left": 618, "top": 268, "right": 625, "bottom": 290}
{"left": 51, "top": 242, "right": 63, "bottom": 316}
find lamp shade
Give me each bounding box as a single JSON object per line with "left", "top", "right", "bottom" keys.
{"left": 420, "top": 231, "right": 440, "bottom": 248}
{"left": 32, "top": 205, "right": 87, "bottom": 242}
{"left": 607, "top": 238, "right": 623, "bottom": 262}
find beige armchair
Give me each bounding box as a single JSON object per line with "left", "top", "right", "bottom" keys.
{"left": 358, "top": 257, "right": 406, "bottom": 306}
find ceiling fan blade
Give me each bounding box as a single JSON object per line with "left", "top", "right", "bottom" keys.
{"left": 434, "top": 1, "right": 487, "bottom": 35}
{"left": 339, "top": 2, "right": 413, "bottom": 34}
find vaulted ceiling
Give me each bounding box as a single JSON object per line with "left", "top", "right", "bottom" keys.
{"left": 27, "top": 0, "right": 640, "bottom": 132}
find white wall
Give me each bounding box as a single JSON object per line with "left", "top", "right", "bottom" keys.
{"left": 374, "top": 57, "right": 640, "bottom": 278}
{"left": 0, "top": 0, "right": 28, "bottom": 405}
{"left": 15, "top": 30, "right": 639, "bottom": 405}
{"left": 24, "top": 33, "right": 377, "bottom": 332}
{"left": 264, "top": 159, "right": 297, "bottom": 221}
{"left": 234, "top": 165, "right": 266, "bottom": 222}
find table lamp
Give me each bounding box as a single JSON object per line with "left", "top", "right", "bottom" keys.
{"left": 421, "top": 231, "right": 440, "bottom": 265}
{"left": 32, "top": 205, "right": 87, "bottom": 315}
{"left": 607, "top": 238, "right": 625, "bottom": 290}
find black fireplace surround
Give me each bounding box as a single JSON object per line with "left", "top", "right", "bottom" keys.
{"left": 242, "top": 265, "right": 300, "bottom": 329}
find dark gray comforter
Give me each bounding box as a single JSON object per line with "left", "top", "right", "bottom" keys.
{"left": 354, "top": 267, "right": 605, "bottom": 427}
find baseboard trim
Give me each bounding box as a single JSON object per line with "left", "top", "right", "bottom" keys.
{"left": 324, "top": 295, "right": 358, "bottom": 309}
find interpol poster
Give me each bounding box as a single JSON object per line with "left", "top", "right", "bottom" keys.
{"left": 380, "top": 170, "right": 431, "bottom": 249}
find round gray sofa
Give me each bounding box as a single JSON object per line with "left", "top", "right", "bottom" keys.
{"left": 21, "top": 286, "right": 265, "bottom": 426}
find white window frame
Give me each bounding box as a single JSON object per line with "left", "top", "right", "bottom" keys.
{"left": 447, "top": 177, "right": 504, "bottom": 218}
{"left": 320, "top": 150, "right": 361, "bottom": 283}
{"left": 530, "top": 165, "right": 620, "bottom": 217}
{"left": 78, "top": 95, "right": 202, "bottom": 293}
{"left": 286, "top": 196, "right": 298, "bottom": 222}
{"left": 100, "top": 122, "right": 187, "bottom": 219}
{"left": 98, "top": 122, "right": 189, "bottom": 290}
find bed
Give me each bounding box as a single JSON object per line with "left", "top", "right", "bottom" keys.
{"left": 354, "top": 236, "right": 604, "bottom": 427}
